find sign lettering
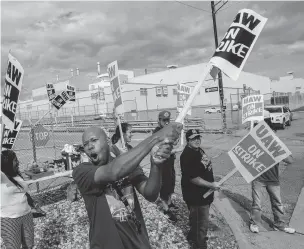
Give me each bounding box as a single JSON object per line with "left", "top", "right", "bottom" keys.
{"left": 228, "top": 121, "right": 291, "bottom": 183}
{"left": 177, "top": 83, "right": 191, "bottom": 115}
{"left": 2, "top": 54, "right": 24, "bottom": 130}
{"left": 51, "top": 91, "right": 70, "bottom": 110}
{"left": 2, "top": 119, "right": 22, "bottom": 149}
{"left": 66, "top": 84, "right": 76, "bottom": 101}
{"left": 242, "top": 94, "right": 264, "bottom": 124}
{"left": 107, "top": 61, "right": 124, "bottom": 115}
{"left": 46, "top": 83, "right": 56, "bottom": 101}
{"left": 209, "top": 9, "right": 267, "bottom": 81}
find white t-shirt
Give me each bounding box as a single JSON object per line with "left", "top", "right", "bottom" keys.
{"left": 1, "top": 172, "right": 31, "bottom": 218}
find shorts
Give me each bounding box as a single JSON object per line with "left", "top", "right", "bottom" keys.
{"left": 1, "top": 212, "right": 34, "bottom": 249}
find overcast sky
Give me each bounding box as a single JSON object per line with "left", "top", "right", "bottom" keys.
{"left": 1, "top": 1, "right": 304, "bottom": 99}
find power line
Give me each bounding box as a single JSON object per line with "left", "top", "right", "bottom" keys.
{"left": 174, "top": 0, "right": 211, "bottom": 13}
{"left": 217, "top": 1, "right": 243, "bottom": 13}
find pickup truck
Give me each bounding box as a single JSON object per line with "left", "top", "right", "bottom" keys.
{"left": 204, "top": 107, "right": 221, "bottom": 114}
{"left": 264, "top": 105, "right": 291, "bottom": 129}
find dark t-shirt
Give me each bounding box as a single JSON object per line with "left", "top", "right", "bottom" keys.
{"left": 256, "top": 163, "right": 279, "bottom": 184}
{"left": 180, "top": 146, "right": 214, "bottom": 206}
{"left": 73, "top": 151, "right": 151, "bottom": 249}
{"left": 152, "top": 126, "right": 176, "bottom": 193}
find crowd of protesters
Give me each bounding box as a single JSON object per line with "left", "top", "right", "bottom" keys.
{"left": 1, "top": 110, "right": 296, "bottom": 249}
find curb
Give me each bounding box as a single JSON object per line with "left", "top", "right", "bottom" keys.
{"left": 213, "top": 192, "right": 254, "bottom": 249}
{"left": 290, "top": 186, "right": 304, "bottom": 233}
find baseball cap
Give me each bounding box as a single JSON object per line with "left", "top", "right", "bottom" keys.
{"left": 186, "top": 129, "right": 201, "bottom": 141}
{"left": 158, "top": 110, "right": 171, "bottom": 120}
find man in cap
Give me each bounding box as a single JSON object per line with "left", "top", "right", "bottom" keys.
{"left": 153, "top": 110, "right": 178, "bottom": 221}
{"left": 180, "top": 129, "right": 220, "bottom": 249}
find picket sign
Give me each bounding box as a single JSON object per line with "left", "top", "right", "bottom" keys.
{"left": 174, "top": 8, "right": 268, "bottom": 198}
{"left": 176, "top": 63, "right": 214, "bottom": 123}
{"left": 203, "top": 119, "right": 291, "bottom": 198}
{"left": 107, "top": 60, "right": 125, "bottom": 148}
{"left": 2, "top": 53, "right": 24, "bottom": 131}
{"left": 242, "top": 94, "right": 264, "bottom": 124}
{"left": 2, "top": 119, "right": 22, "bottom": 150}
{"left": 203, "top": 120, "right": 254, "bottom": 198}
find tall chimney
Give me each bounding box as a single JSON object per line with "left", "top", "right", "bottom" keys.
{"left": 70, "top": 69, "right": 74, "bottom": 77}
{"left": 97, "top": 62, "right": 101, "bottom": 75}
{"left": 76, "top": 68, "right": 79, "bottom": 76}
{"left": 145, "top": 69, "right": 147, "bottom": 75}
{"left": 56, "top": 75, "right": 59, "bottom": 81}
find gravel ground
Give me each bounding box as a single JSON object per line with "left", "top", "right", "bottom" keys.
{"left": 28, "top": 190, "right": 237, "bottom": 249}
{"left": 0, "top": 171, "right": 239, "bottom": 249}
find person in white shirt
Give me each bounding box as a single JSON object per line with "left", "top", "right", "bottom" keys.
{"left": 1, "top": 150, "right": 34, "bottom": 249}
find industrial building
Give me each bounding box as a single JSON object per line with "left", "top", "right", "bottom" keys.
{"left": 18, "top": 62, "right": 304, "bottom": 121}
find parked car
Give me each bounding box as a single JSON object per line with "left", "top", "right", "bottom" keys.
{"left": 254, "top": 109, "right": 275, "bottom": 130}
{"left": 205, "top": 107, "right": 221, "bottom": 114}
{"left": 264, "top": 105, "right": 291, "bottom": 129}
{"left": 232, "top": 104, "right": 239, "bottom": 111}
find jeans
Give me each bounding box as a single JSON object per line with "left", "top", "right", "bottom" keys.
{"left": 187, "top": 204, "right": 210, "bottom": 249}
{"left": 250, "top": 180, "right": 285, "bottom": 227}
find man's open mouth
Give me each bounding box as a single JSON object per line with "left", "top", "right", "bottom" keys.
{"left": 90, "top": 153, "right": 98, "bottom": 160}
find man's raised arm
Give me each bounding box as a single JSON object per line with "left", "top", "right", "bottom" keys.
{"left": 94, "top": 122, "right": 182, "bottom": 185}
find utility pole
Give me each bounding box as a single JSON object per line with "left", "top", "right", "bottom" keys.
{"left": 211, "top": 1, "right": 227, "bottom": 131}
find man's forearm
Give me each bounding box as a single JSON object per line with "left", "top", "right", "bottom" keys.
{"left": 191, "top": 177, "right": 213, "bottom": 188}
{"left": 95, "top": 134, "right": 161, "bottom": 184}
{"left": 142, "top": 162, "right": 162, "bottom": 202}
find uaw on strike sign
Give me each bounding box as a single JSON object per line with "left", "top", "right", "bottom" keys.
{"left": 108, "top": 61, "right": 124, "bottom": 115}
{"left": 51, "top": 91, "right": 70, "bottom": 110}
{"left": 210, "top": 9, "right": 267, "bottom": 81}
{"left": 242, "top": 95, "right": 264, "bottom": 124}
{"left": 66, "top": 84, "right": 76, "bottom": 101}
{"left": 2, "top": 54, "right": 24, "bottom": 130}
{"left": 228, "top": 121, "right": 291, "bottom": 183}
{"left": 46, "top": 83, "right": 56, "bottom": 101}
{"left": 177, "top": 83, "right": 191, "bottom": 115}
{"left": 2, "top": 119, "right": 22, "bottom": 149}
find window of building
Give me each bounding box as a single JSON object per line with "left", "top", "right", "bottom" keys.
{"left": 162, "top": 86, "right": 168, "bottom": 96}
{"left": 156, "top": 87, "right": 162, "bottom": 96}
{"left": 140, "top": 88, "right": 148, "bottom": 96}
{"left": 173, "top": 89, "right": 177, "bottom": 95}
{"left": 26, "top": 104, "right": 32, "bottom": 110}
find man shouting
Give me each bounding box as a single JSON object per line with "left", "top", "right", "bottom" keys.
{"left": 73, "top": 122, "right": 182, "bottom": 249}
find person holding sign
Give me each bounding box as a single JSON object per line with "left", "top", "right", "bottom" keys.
{"left": 153, "top": 110, "right": 179, "bottom": 222}
{"left": 72, "top": 122, "right": 182, "bottom": 249}
{"left": 180, "top": 129, "right": 220, "bottom": 249}
{"left": 110, "top": 123, "right": 135, "bottom": 209}
{"left": 249, "top": 123, "right": 295, "bottom": 234}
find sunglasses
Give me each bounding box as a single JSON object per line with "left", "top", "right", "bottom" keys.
{"left": 190, "top": 136, "right": 201, "bottom": 141}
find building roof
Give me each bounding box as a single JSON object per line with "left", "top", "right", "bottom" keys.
{"left": 51, "top": 74, "right": 93, "bottom": 90}
{"left": 128, "top": 63, "right": 211, "bottom": 86}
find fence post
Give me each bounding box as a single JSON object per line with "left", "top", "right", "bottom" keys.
{"left": 30, "top": 125, "right": 37, "bottom": 162}
{"left": 237, "top": 88, "right": 240, "bottom": 129}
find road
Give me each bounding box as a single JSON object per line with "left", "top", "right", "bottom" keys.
{"left": 206, "top": 112, "right": 304, "bottom": 246}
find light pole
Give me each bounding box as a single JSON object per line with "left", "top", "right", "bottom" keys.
{"left": 211, "top": 1, "right": 228, "bottom": 131}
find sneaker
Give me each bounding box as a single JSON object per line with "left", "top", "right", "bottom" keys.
{"left": 163, "top": 210, "right": 177, "bottom": 222}
{"left": 250, "top": 223, "right": 259, "bottom": 233}
{"left": 273, "top": 226, "right": 295, "bottom": 234}
{"left": 168, "top": 203, "right": 178, "bottom": 210}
